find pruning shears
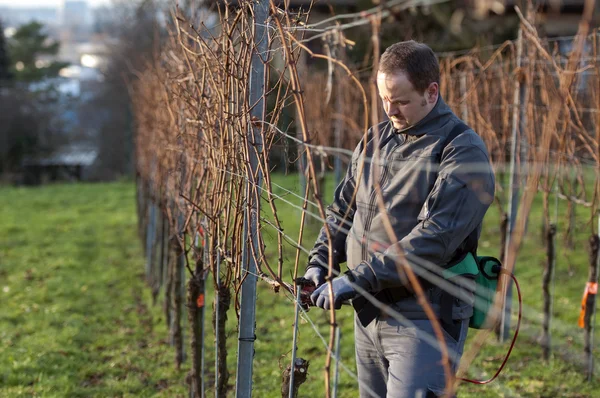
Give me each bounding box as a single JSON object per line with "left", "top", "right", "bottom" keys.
{"left": 294, "top": 277, "right": 317, "bottom": 309}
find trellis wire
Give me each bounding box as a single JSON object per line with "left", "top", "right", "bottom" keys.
{"left": 132, "top": 0, "right": 600, "bottom": 395}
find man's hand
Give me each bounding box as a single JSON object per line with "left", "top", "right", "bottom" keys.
{"left": 303, "top": 266, "right": 326, "bottom": 288}
{"left": 310, "top": 275, "right": 357, "bottom": 310}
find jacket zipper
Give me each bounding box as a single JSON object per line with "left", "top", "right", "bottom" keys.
{"left": 360, "top": 135, "right": 405, "bottom": 261}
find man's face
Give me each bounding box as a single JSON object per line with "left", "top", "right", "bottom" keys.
{"left": 376, "top": 71, "right": 438, "bottom": 130}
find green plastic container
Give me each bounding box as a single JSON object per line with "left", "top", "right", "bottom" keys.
{"left": 443, "top": 253, "right": 502, "bottom": 330}
{"left": 470, "top": 256, "right": 501, "bottom": 329}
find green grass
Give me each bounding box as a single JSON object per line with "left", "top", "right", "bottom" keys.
{"left": 0, "top": 183, "right": 188, "bottom": 397}
{"left": 2, "top": 178, "right": 600, "bottom": 397}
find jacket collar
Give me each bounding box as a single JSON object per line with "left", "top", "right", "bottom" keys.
{"left": 392, "top": 96, "right": 453, "bottom": 136}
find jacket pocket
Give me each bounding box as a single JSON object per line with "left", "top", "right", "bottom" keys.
{"left": 418, "top": 175, "right": 447, "bottom": 221}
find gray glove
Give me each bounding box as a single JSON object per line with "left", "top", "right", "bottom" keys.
{"left": 311, "top": 275, "right": 357, "bottom": 310}
{"left": 303, "top": 266, "right": 326, "bottom": 288}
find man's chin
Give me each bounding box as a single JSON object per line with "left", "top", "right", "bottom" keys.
{"left": 392, "top": 120, "right": 408, "bottom": 129}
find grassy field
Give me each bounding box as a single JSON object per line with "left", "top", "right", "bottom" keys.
{"left": 0, "top": 183, "right": 188, "bottom": 397}
{"left": 1, "top": 179, "right": 600, "bottom": 397}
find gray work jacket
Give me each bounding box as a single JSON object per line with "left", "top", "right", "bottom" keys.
{"left": 307, "top": 97, "right": 496, "bottom": 320}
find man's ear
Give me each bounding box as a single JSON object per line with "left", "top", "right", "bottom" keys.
{"left": 427, "top": 82, "right": 439, "bottom": 103}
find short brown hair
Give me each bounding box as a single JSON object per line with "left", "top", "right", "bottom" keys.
{"left": 379, "top": 40, "right": 440, "bottom": 93}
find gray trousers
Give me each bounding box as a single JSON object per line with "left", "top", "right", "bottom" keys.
{"left": 354, "top": 313, "right": 469, "bottom": 398}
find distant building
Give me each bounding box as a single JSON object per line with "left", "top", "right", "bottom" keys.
{"left": 59, "top": 0, "right": 90, "bottom": 28}
{"left": 58, "top": 1, "right": 92, "bottom": 64}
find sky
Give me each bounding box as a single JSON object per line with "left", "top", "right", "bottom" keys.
{"left": 0, "top": 0, "right": 110, "bottom": 7}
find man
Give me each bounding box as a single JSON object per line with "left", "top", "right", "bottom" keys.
{"left": 303, "top": 41, "right": 495, "bottom": 397}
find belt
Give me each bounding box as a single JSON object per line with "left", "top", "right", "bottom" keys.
{"left": 352, "top": 285, "right": 464, "bottom": 342}
{"left": 352, "top": 286, "right": 412, "bottom": 327}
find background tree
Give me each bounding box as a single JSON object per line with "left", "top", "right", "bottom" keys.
{"left": 0, "top": 87, "right": 57, "bottom": 179}
{"left": 7, "top": 21, "right": 68, "bottom": 82}
{"left": 0, "top": 19, "right": 12, "bottom": 82}
{"left": 346, "top": 1, "right": 518, "bottom": 67}
{"left": 0, "top": 20, "right": 63, "bottom": 181}
{"left": 88, "top": 0, "right": 164, "bottom": 179}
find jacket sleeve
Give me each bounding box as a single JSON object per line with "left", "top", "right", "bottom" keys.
{"left": 351, "top": 131, "right": 496, "bottom": 292}
{"left": 306, "top": 139, "right": 364, "bottom": 272}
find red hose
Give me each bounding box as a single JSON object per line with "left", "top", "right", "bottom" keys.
{"left": 460, "top": 271, "right": 522, "bottom": 384}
